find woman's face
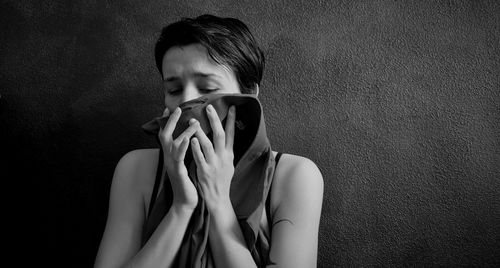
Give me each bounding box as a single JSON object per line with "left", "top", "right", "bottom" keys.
{"left": 161, "top": 43, "right": 241, "bottom": 111}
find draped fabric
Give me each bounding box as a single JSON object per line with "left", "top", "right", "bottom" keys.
{"left": 140, "top": 94, "right": 275, "bottom": 267}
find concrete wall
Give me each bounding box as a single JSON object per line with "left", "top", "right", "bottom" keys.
{"left": 1, "top": 0, "right": 499, "bottom": 267}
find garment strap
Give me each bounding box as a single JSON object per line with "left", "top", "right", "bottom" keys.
{"left": 147, "top": 147, "right": 163, "bottom": 218}
{"left": 265, "top": 152, "right": 282, "bottom": 224}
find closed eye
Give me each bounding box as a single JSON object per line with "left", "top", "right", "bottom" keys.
{"left": 200, "top": 88, "right": 219, "bottom": 94}
{"left": 166, "top": 89, "right": 182, "bottom": 95}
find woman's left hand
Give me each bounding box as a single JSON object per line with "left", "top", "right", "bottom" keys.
{"left": 190, "top": 104, "right": 236, "bottom": 212}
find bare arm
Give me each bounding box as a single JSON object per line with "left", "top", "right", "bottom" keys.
{"left": 266, "top": 156, "right": 324, "bottom": 268}
{"left": 93, "top": 150, "right": 195, "bottom": 268}
{"left": 95, "top": 107, "right": 203, "bottom": 268}
{"left": 204, "top": 155, "right": 323, "bottom": 268}
{"left": 208, "top": 201, "right": 258, "bottom": 268}
{"left": 125, "top": 200, "right": 195, "bottom": 268}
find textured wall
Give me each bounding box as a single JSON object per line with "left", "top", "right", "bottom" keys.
{"left": 1, "top": 0, "right": 499, "bottom": 267}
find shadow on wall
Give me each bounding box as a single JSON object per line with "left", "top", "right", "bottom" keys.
{"left": 32, "top": 84, "right": 161, "bottom": 266}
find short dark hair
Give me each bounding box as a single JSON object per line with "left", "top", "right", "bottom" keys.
{"left": 155, "top": 14, "right": 265, "bottom": 94}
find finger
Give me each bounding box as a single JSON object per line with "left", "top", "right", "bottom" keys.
{"left": 193, "top": 125, "right": 216, "bottom": 162}
{"left": 162, "top": 107, "right": 170, "bottom": 117}
{"left": 175, "top": 118, "right": 199, "bottom": 142}
{"left": 225, "top": 106, "right": 236, "bottom": 149}
{"left": 206, "top": 104, "right": 225, "bottom": 153}
{"left": 190, "top": 137, "right": 206, "bottom": 167}
{"left": 162, "top": 107, "right": 182, "bottom": 140}
{"left": 175, "top": 136, "right": 190, "bottom": 162}
{"left": 158, "top": 108, "right": 170, "bottom": 135}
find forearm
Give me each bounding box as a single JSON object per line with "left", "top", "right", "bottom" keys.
{"left": 208, "top": 201, "right": 257, "bottom": 268}
{"left": 123, "top": 205, "right": 194, "bottom": 268}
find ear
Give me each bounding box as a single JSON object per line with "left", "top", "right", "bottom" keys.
{"left": 253, "top": 84, "right": 260, "bottom": 97}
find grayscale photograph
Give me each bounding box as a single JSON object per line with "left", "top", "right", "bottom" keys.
{"left": 1, "top": 0, "right": 499, "bottom": 267}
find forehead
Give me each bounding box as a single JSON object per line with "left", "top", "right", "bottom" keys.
{"left": 161, "top": 44, "right": 234, "bottom": 80}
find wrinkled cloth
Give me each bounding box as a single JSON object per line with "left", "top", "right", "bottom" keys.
{"left": 140, "top": 94, "right": 275, "bottom": 267}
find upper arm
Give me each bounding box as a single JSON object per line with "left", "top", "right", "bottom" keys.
{"left": 268, "top": 156, "right": 324, "bottom": 268}
{"left": 94, "top": 150, "right": 147, "bottom": 268}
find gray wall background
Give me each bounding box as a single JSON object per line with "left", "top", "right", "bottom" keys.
{"left": 1, "top": 0, "right": 499, "bottom": 267}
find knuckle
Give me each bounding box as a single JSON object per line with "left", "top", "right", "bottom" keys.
{"left": 158, "top": 128, "right": 169, "bottom": 139}
{"left": 190, "top": 123, "right": 200, "bottom": 133}
{"left": 173, "top": 139, "right": 183, "bottom": 148}
{"left": 213, "top": 130, "right": 224, "bottom": 140}
{"left": 158, "top": 133, "right": 167, "bottom": 144}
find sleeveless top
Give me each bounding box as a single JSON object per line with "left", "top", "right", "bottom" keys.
{"left": 140, "top": 94, "right": 279, "bottom": 267}
{"left": 142, "top": 151, "right": 283, "bottom": 266}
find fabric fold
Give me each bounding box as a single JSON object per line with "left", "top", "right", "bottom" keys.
{"left": 140, "top": 93, "right": 275, "bottom": 268}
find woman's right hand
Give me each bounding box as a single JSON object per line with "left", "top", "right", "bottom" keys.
{"left": 158, "top": 107, "right": 199, "bottom": 211}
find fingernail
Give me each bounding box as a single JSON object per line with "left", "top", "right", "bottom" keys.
{"left": 206, "top": 104, "right": 213, "bottom": 112}
{"left": 189, "top": 118, "right": 197, "bottom": 125}
{"left": 174, "top": 107, "right": 181, "bottom": 114}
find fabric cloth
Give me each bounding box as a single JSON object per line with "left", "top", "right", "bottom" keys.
{"left": 140, "top": 93, "right": 276, "bottom": 267}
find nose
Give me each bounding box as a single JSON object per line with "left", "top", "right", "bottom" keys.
{"left": 180, "top": 83, "right": 201, "bottom": 104}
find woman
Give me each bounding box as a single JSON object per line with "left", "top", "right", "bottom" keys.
{"left": 94, "top": 14, "right": 323, "bottom": 268}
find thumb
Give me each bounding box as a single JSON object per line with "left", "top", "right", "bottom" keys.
{"left": 157, "top": 107, "right": 170, "bottom": 133}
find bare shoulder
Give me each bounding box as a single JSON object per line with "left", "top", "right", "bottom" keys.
{"left": 112, "top": 148, "right": 160, "bottom": 206}
{"left": 115, "top": 148, "right": 159, "bottom": 180}
{"left": 273, "top": 152, "right": 323, "bottom": 190}
{"left": 94, "top": 148, "right": 159, "bottom": 268}
{"left": 266, "top": 152, "right": 323, "bottom": 267}
{"left": 270, "top": 152, "right": 324, "bottom": 215}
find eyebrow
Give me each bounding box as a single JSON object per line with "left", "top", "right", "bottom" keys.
{"left": 163, "top": 72, "right": 222, "bottom": 82}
